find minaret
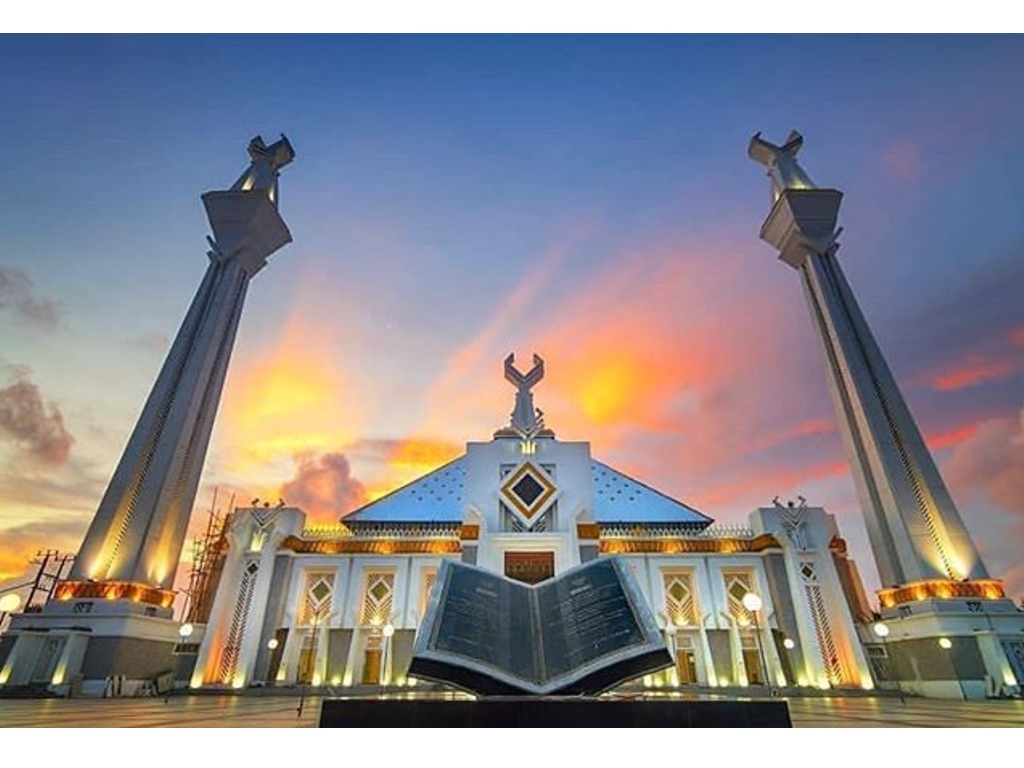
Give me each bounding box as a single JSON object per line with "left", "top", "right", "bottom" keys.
{"left": 65, "top": 135, "right": 296, "bottom": 605}
{"left": 747, "top": 130, "right": 992, "bottom": 593}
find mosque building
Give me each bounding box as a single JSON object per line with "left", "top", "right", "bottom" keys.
{"left": 185, "top": 352, "right": 876, "bottom": 693}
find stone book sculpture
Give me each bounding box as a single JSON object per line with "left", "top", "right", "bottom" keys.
{"left": 408, "top": 557, "right": 673, "bottom": 695}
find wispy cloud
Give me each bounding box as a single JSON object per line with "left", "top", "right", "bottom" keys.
{"left": 0, "top": 267, "right": 60, "bottom": 330}
{"left": 126, "top": 330, "right": 170, "bottom": 356}
{"left": 0, "top": 365, "right": 74, "bottom": 465}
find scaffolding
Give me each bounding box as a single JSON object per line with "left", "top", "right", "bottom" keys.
{"left": 182, "top": 489, "right": 233, "bottom": 624}
{"left": 26, "top": 549, "right": 75, "bottom": 611}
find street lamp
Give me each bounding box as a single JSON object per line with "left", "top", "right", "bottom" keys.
{"left": 938, "top": 637, "right": 967, "bottom": 700}
{"left": 873, "top": 621, "right": 904, "bottom": 704}
{"left": 782, "top": 637, "right": 795, "bottom": 650}
{"left": 267, "top": 638, "right": 279, "bottom": 650}
{"left": 382, "top": 623, "right": 395, "bottom": 688}
{"left": 178, "top": 622, "right": 194, "bottom": 639}
{"left": 741, "top": 592, "right": 768, "bottom": 687}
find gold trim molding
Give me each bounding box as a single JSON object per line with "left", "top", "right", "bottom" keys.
{"left": 878, "top": 579, "right": 1005, "bottom": 608}
{"left": 599, "top": 533, "right": 781, "bottom": 555}
{"left": 54, "top": 580, "right": 176, "bottom": 608}
{"left": 281, "top": 536, "right": 460, "bottom": 556}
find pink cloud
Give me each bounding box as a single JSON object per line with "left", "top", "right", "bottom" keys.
{"left": 931, "top": 358, "right": 1018, "bottom": 392}
{"left": 944, "top": 404, "right": 1024, "bottom": 598}
{"left": 280, "top": 452, "right": 367, "bottom": 524}
{"left": 882, "top": 140, "right": 923, "bottom": 182}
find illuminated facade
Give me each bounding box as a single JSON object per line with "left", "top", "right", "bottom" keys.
{"left": 749, "top": 130, "right": 1024, "bottom": 699}
{"left": 0, "top": 136, "right": 296, "bottom": 694}
{"left": 184, "top": 355, "right": 876, "bottom": 694}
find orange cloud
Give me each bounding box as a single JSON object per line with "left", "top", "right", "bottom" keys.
{"left": 280, "top": 452, "right": 366, "bottom": 524}
{"left": 366, "top": 438, "right": 463, "bottom": 500}
{"left": 0, "top": 518, "right": 85, "bottom": 584}
{"left": 217, "top": 306, "right": 365, "bottom": 480}
{"left": 932, "top": 358, "right": 1018, "bottom": 392}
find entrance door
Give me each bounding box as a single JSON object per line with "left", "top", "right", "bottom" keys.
{"left": 297, "top": 645, "right": 316, "bottom": 684}
{"left": 676, "top": 650, "right": 698, "bottom": 684}
{"left": 504, "top": 551, "right": 555, "bottom": 585}
{"left": 362, "top": 648, "right": 382, "bottom": 684}
{"left": 742, "top": 649, "right": 764, "bottom": 685}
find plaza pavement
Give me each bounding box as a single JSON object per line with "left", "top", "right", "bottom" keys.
{"left": 1, "top": 691, "right": 1023, "bottom": 728}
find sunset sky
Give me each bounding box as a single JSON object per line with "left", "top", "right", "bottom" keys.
{"left": 1, "top": 35, "right": 1023, "bottom": 608}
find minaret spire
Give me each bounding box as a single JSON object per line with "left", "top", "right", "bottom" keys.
{"left": 748, "top": 129, "right": 989, "bottom": 589}
{"left": 67, "top": 135, "right": 296, "bottom": 602}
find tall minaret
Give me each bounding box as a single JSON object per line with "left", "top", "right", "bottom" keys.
{"left": 67, "top": 135, "right": 296, "bottom": 603}
{"left": 747, "top": 131, "right": 989, "bottom": 591}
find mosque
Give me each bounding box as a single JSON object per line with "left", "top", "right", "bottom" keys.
{"left": 187, "top": 353, "right": 876, "bottom": 693}
{"left": 0, "top": 133, "right": 1022, "bottom": 701}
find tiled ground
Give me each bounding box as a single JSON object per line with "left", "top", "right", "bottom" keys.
{"left": 1, "top": 692, "right": 1022, "bottom": 728}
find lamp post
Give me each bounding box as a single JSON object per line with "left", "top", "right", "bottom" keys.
{"left": 781, "top": 637, "right": 795, "bottom": 687}
{"left": 742, "top": 592, "right": 769, "bottom": 688}
{"left": 178, "top": 622, "right": 194, "bottom": 640}
{"left": 939, "top": 637, "right": 967, "bottom": 701}
{"left": 873, "top": 621, "right": 904, "bottom": 704}
{"left": 266, "top": 637, "right": 280, "bottom": 687}
{"left": 297, "top": 609, "right": 326, "bottom": 719}
{"left": 382, "top": 623, "right": 395, "bottom": 689}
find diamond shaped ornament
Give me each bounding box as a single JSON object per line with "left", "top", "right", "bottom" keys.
{"left": 500, "top": 461, "right": 557, "bottom": 526}
{"left": 311, "top": 579, "right": 331, "bottom": 602}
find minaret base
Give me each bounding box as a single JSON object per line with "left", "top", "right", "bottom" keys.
{"left": 862, "top": 592, "right": 1024, "bottom": 700}
{"left": 0, "top": 604, "right": 197, "bottom": 696}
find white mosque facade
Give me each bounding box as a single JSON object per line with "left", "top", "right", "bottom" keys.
{"left": 185, "top": 356, "right": 878, "bottom": 696}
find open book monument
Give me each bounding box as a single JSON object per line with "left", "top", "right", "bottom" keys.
{"left": 408, "top": 557, "right": 674, "bottom": 695}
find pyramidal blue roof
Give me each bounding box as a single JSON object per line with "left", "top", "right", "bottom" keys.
{"left": 344, "top": 457, "right": 468, "bottom": 524}
{"left": 342, "top": 454, "right": 711, "bottom": 526}
{"left": 590, "top": 460, "right": 711, "bottom": 525}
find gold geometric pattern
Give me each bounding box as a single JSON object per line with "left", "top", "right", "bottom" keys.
{"left": 360, "top": 572, "right": 395, "bottom": 626}
{"left": 663, "top": 571, "right": 698, "bottom": 627}
{"left": 500, "top": 461, "right": 557, "bottom": 524}
{"left": 420, "top": 570, "right": 437, "bottom": 616}
{"left": 300, "top": 572, "right": 335, "bottom": 625}
{"left": 723, "top": 571, "right": 756, "bottom": 626}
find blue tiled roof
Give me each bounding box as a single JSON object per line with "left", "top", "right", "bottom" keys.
{"left": 343, "top": 457, "right": 467, "bottom": 523}
{"left": 591, "top": 460, "right": 711, "bottom": 525}
{"left": 341, "top": 455, "right": 712, "bottom": 526}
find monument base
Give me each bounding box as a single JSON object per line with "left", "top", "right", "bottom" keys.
{"left": 0, "top": 604, "right": 189, "bottom": 697}
{"left": 319, "top": 696, "right": 792, "bottom": 728}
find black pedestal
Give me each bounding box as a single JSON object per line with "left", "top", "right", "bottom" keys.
{"left": 318, "top": 697, "right": 792, "bottom": 728}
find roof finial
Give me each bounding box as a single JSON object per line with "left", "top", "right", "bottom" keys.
{"left": 504, "top": 353, "right": 544, "bottom": 432}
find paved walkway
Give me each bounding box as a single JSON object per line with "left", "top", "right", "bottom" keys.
{"left": 1, "top": 692, "right": 1022, "bottom": 727}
